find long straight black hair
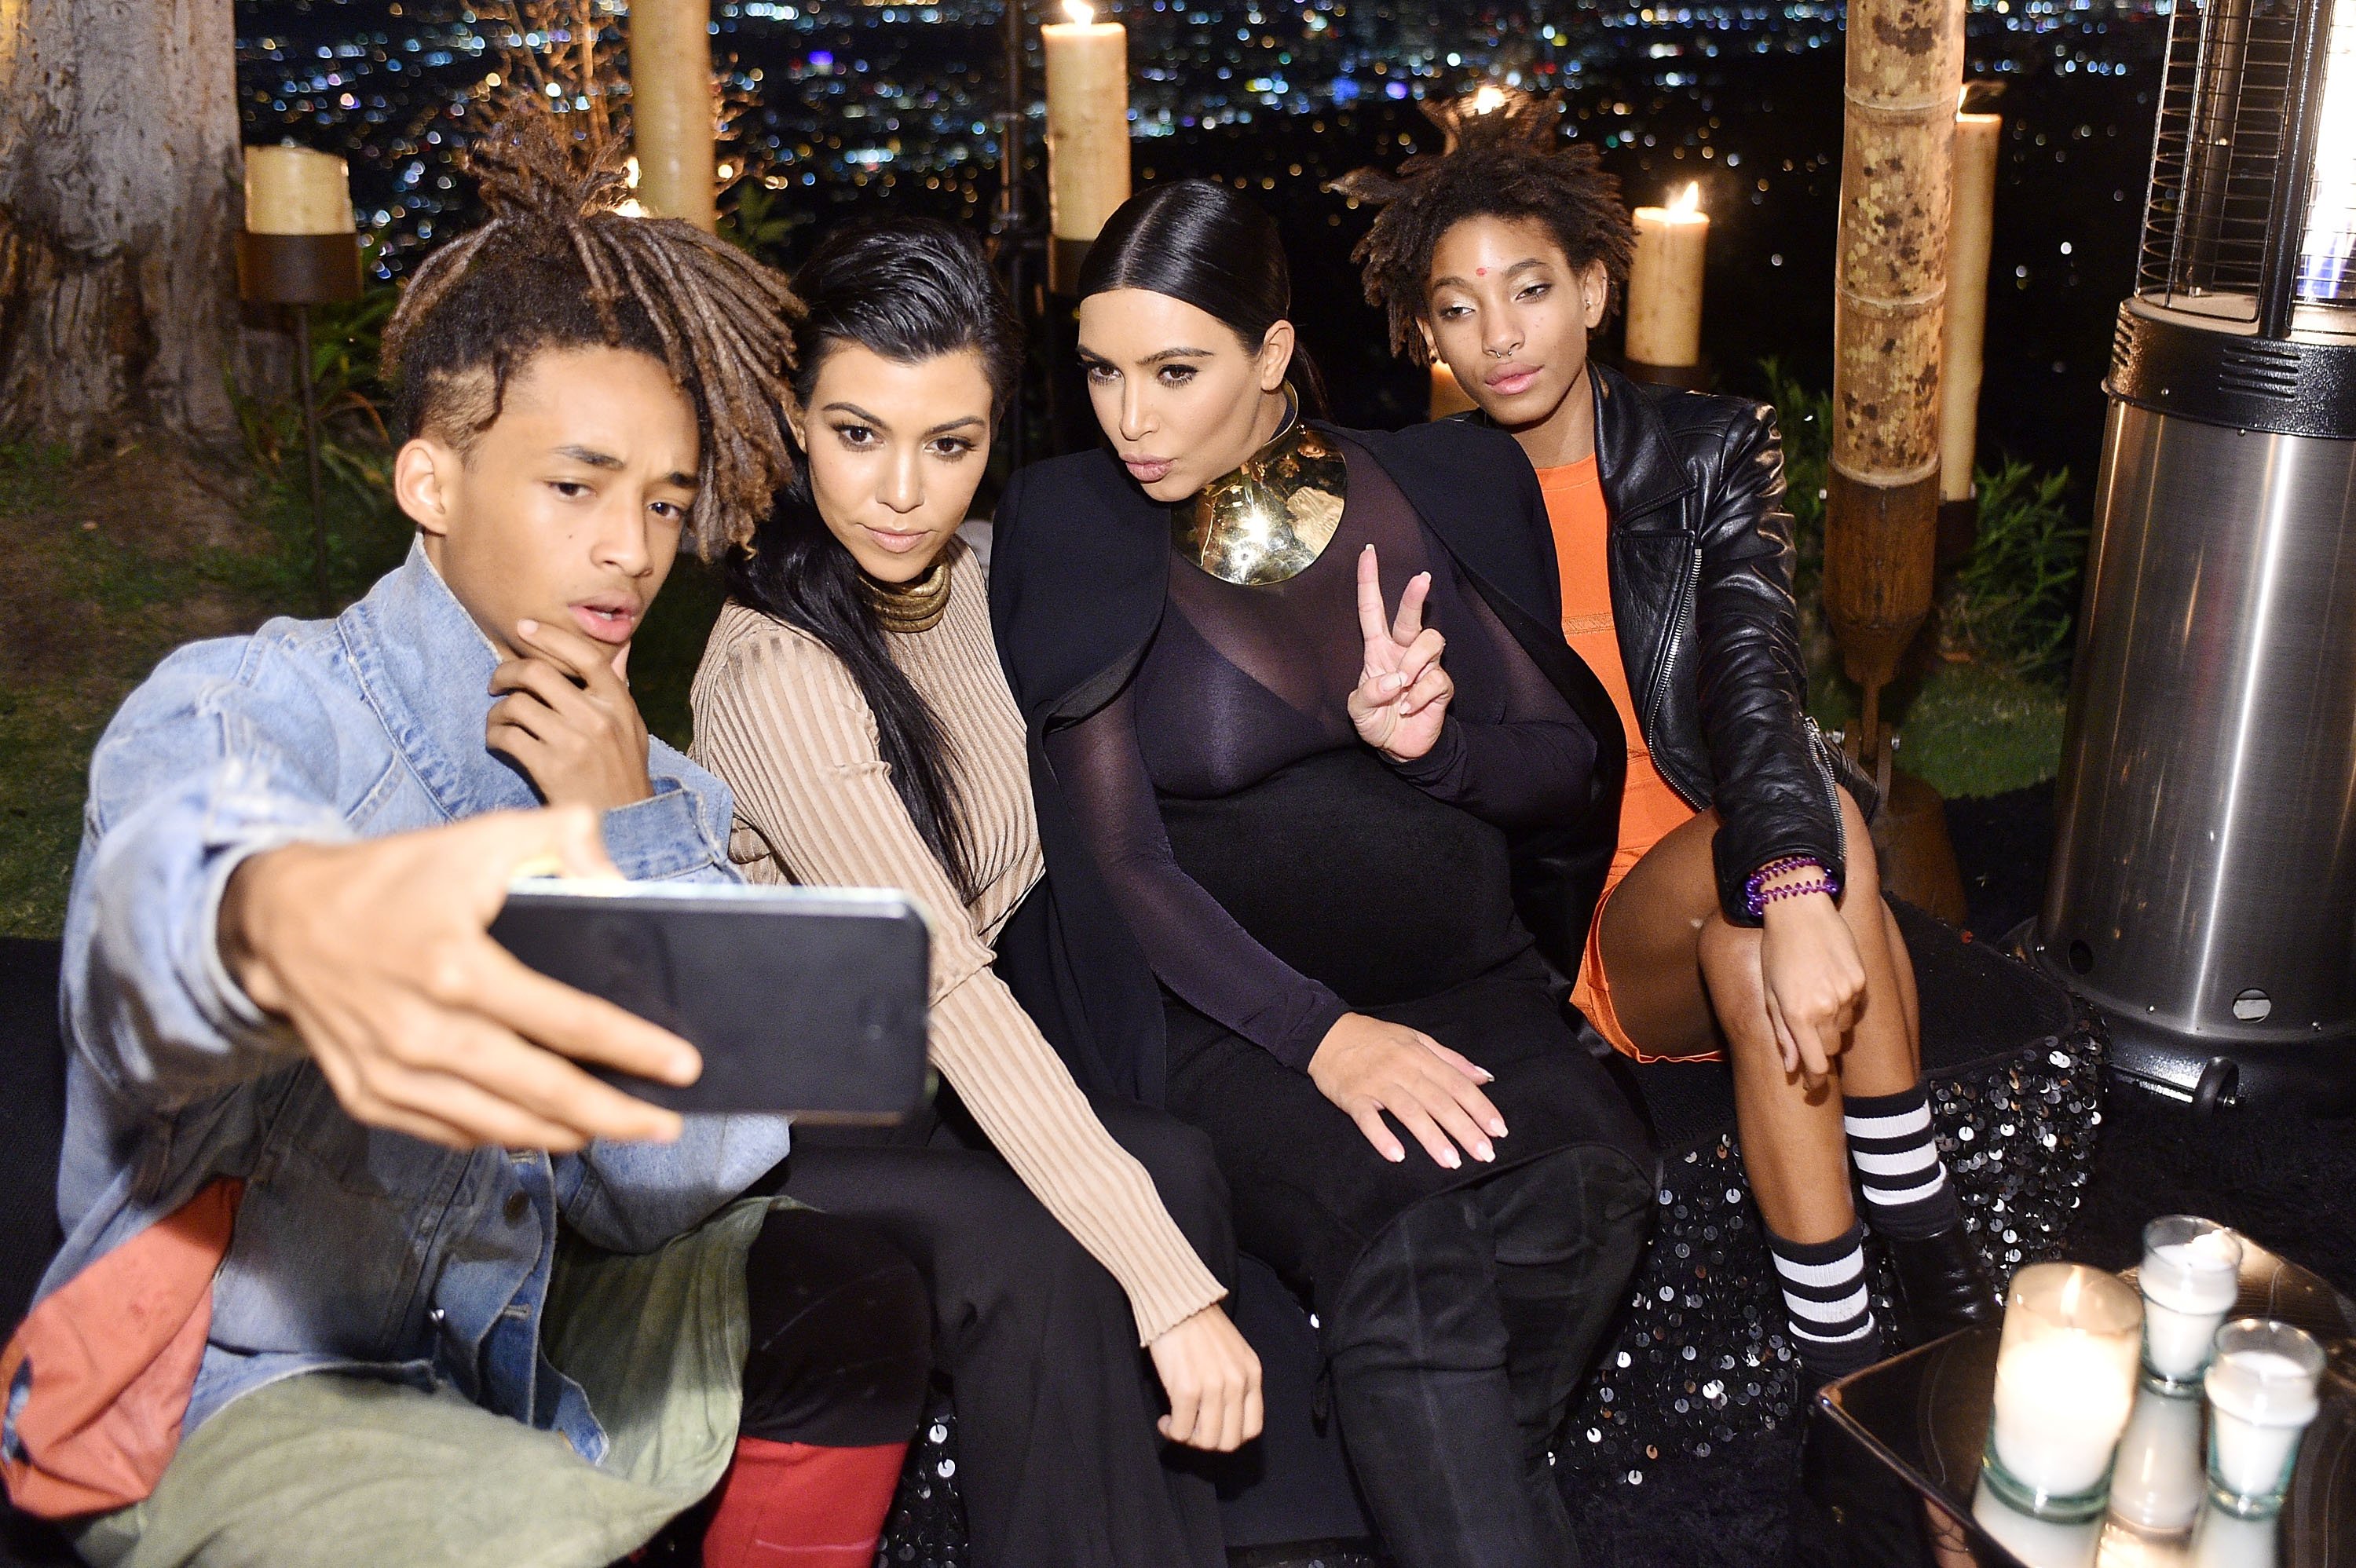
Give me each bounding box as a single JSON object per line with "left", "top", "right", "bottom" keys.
{"left": 1075, "top": 179, "right": 1330, "bottom": 415}
{"left": 726, "top": 218, "right": 1022, "bottom": 900}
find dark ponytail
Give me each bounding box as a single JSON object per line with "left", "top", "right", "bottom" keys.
{"left": 1076, "top": 180, "right": 1328, "bottom": 415}
{"left": 725, "top": 217, "right": 1023, "bottom": 901}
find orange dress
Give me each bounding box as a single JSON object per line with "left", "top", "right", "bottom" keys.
{"left": 1539, "top": 457, "right": 1713, "bottom": 1062}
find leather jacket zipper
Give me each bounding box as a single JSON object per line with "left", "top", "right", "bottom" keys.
{"left": 1641, "top": 545, "right": 1707, "bottom": 804}
{"left": 1803, "top": 716, "right": 1849, "bottom": 867}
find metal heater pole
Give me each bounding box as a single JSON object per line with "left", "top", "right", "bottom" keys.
{"left": 2034, "top": 0, "right": 2356, "bottom": 1112}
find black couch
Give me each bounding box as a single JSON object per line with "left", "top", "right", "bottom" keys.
{"left": 2, "top": 908, "right": 2098, "bottom": 1567}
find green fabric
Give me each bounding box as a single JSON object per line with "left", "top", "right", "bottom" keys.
{"left": 71, "top": 1196, "right": 782, "bottom": 1568}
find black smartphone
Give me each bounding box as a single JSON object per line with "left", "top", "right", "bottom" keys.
{"left": 488, "top": 882, "right": 931, "bottom": 1120}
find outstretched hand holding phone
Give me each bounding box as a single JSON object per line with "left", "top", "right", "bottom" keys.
{"left": 218, "top": 806, "right": 701, "bottom": 1151}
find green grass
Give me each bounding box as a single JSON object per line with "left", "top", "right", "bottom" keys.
{"left": 0, "top": 434, "right": 730, "bottom": 940}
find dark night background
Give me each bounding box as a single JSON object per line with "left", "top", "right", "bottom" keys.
{"left": 234, "top": 0, "right": 2164, "bottom": 487}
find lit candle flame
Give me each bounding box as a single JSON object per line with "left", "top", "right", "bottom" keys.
{"left": 1668, "top": 181, "right": 1702, "bottom": 217}
{"left": 1469, "top": 84, "right": 1508, "bottom": 115}
{"left": 1063, "top": 0, "right": 1094, "bottom": 23}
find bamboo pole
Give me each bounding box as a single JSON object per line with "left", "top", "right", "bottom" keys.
{"left": 629, "top": 0, "right": 715, "bottom": 231}
{"left": 1824, "top": 0, "right": 1966, "bottom": 729}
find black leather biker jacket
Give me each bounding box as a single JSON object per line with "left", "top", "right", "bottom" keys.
{"left": 1485, "top": 362, "right": 1853, "bottom": 925}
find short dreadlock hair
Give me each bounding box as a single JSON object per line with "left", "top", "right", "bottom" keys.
{"left": 382, "top": 97, "right": 802, "bottom": 558}
{"left": 1329, "top": 90, "right": 1637, "bottom": 367}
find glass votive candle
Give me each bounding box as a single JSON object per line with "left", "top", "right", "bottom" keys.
{"left": 2109, "top": 1381, "right": 2208, "bottom": 1533}
{"left": 1982, "top": 1262, "right": 2145, "bottom": 1521}
{"left": 2141, "top": 1217, "right": 2244, "bottom": 1390}
{"left": 2204, "top": 1318, "right": 2324, "bottom": 1519}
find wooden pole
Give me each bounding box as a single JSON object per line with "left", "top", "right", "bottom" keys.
{"left": 1824, "top": 0, "right": 1966, "bottom": 724}
{"left": 629, "top": 0, "right": 715, "bottom": 231}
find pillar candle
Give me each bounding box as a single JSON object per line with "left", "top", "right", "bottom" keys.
{"left": 1624, "top": 183, "right": 1708, "bottom": 368}
{"left": 1990, "top": 1334, "right": 2139, "bottom": 1498}
{"left": 1983, "top": 1264, "right": 2142, "bottom": 1517}
{"left": 1429, "top": 361, "right": 1478, "bottom": 420}
{"left": 1939, "top": 108, "right": 2001, "bottom": 504}
{"left": 243, "top": 145, "right": 354, "bottom": 236}
{"left": 1043, "top": 1, "right": 1131, "bottom": 246}
{"left": 631, "top": 0, "right": 717, "bottom": 232}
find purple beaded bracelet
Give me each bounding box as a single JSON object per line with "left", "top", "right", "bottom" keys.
{"left": 1744, "top": 856, "right": 1841, "bottom": 920}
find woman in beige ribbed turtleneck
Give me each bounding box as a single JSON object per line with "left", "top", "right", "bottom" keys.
{"left": 687, "top": 220, "right": 1259, "bottom": 1568}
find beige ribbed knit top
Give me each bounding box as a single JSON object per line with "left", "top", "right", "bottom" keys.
{"left": 689, "top": 539, "right": 1224, "bottom": 1345}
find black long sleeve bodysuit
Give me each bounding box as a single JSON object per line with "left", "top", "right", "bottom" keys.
{"left": 1044, "top": 445, "right": 1597, "bottom": 1071}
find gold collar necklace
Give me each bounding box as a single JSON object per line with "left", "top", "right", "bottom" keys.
{"left": 1169, "top": 389, "right": 1348, "bottom": 586}
{"left": 866, "top": 557, "right": 953, "bottom": 635}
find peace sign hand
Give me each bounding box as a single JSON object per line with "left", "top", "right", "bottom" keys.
{"left": 1347, "top": 543, "right": 1454, "bottom": 762}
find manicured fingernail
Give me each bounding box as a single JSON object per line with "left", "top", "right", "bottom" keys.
{"left": 1443, "top": 1150, "right": 1462, "bottom": 1169}
{"left": 1382, "top": 673, "right": 1403, "bottom": 692}
{"left": 1475, "top": 1142, "right": 1494, "bottom": 1162}
{"left": 1489, "top": 1117, "right": 1508, "bottom": 1137}
{"left": 518, "top": 619, "right": 539, "bottom": 636}
{"left": 1386, "top": 1147, "right": 1405, "bottom": 1163}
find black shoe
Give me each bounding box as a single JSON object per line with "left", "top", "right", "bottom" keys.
{"left": 1882, "top": 1224, "right": 1999, "bottom": 1342}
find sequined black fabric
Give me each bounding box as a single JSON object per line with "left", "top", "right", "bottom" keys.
{"left": 875, "top": 1397, "right": 970, "bottom": 1566}
{"left": 865, "top": 1011, "right": 2107, "bottom": 1565}
{"left": 1554, "top": 1006, "right": 2107, "bottom": 1487}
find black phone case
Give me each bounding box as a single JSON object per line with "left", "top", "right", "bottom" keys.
{"left": 488, "top": 887, "right": 931, "bottom": 1120}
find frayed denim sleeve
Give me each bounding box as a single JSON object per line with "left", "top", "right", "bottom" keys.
{"left": 64, "top": 634, "right": 362, "bottom": 1108}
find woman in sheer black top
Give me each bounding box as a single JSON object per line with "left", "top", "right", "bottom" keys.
{"left": 990, "top": 180, "right": 1653, "bottom": 1568}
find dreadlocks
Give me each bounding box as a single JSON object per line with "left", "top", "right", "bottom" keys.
{"left": 1329, "top": 90, "right": 1637, "bottom": 366}
{"left": 382, "top": 97, "right": 802, "bottom": 558}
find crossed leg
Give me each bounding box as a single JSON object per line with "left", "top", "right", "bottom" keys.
{"left": 1594, "top": 787, "right": 1919, "bottom": 1245}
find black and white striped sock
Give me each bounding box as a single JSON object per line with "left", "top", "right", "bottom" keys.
{"left": 1843, "top": 1084, "right": 1962, "bottom": 1239}
{"left": 1767, "top": 1223, "right": 1881, "bottom": 1378}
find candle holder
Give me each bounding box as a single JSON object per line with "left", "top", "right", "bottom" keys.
{"left": 1981, "top": 1262, "right": 2144, "bottom": 1522}
{"left": 239, "top": 144, "right": 363, "bottom": 618}
{"left": 2141, "top": 1216, "right": 2244, "bottom": 1392}
{"left": 2204, "top": 1318, "right": 2324, "bottom": 1519}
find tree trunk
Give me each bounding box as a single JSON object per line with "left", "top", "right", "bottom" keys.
{"left": 0, "top": 0, "right": 244, "bottom": 450}
{"left": 1821, "top": 0, "right": 1966, "bottom": 701}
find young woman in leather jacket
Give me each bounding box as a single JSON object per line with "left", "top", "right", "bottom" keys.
{"left": 1335, "top": 93, "right": 1996, "bottom": 1381}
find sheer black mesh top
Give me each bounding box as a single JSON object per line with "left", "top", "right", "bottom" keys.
{"left": 1044, "top": 438, "right": 1598, "bottom": 1069}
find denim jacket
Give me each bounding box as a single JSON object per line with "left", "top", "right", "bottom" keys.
{"left": 14, "top": 542, "right": 790, "bottom": 1467}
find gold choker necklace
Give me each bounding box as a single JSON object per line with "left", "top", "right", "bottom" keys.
{"left": 867, "top": 557, "right": 953, "bottom": 634}
{"left": 1170, "top": 391, "right": 1348, "bottom": 586}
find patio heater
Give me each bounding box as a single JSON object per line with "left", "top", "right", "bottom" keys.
{"left": 2030, "top": 0, "right": 2356, "bottom": 1112}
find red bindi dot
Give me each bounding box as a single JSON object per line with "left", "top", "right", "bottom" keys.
{"left": 1476, "top": 267, "right": 1487, "bottom": 276}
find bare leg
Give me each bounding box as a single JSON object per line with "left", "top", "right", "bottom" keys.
{"left": 1597, "top": 789, "right": 1916, "bottom": 1244}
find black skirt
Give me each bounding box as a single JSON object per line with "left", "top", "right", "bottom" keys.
{"left": 1157, "top": 748, "right": 1652, "bottom": 1307}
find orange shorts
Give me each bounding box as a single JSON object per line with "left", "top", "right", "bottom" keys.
{"left": 1569, "top": 863, "right": 1726, "bottom": 1066}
